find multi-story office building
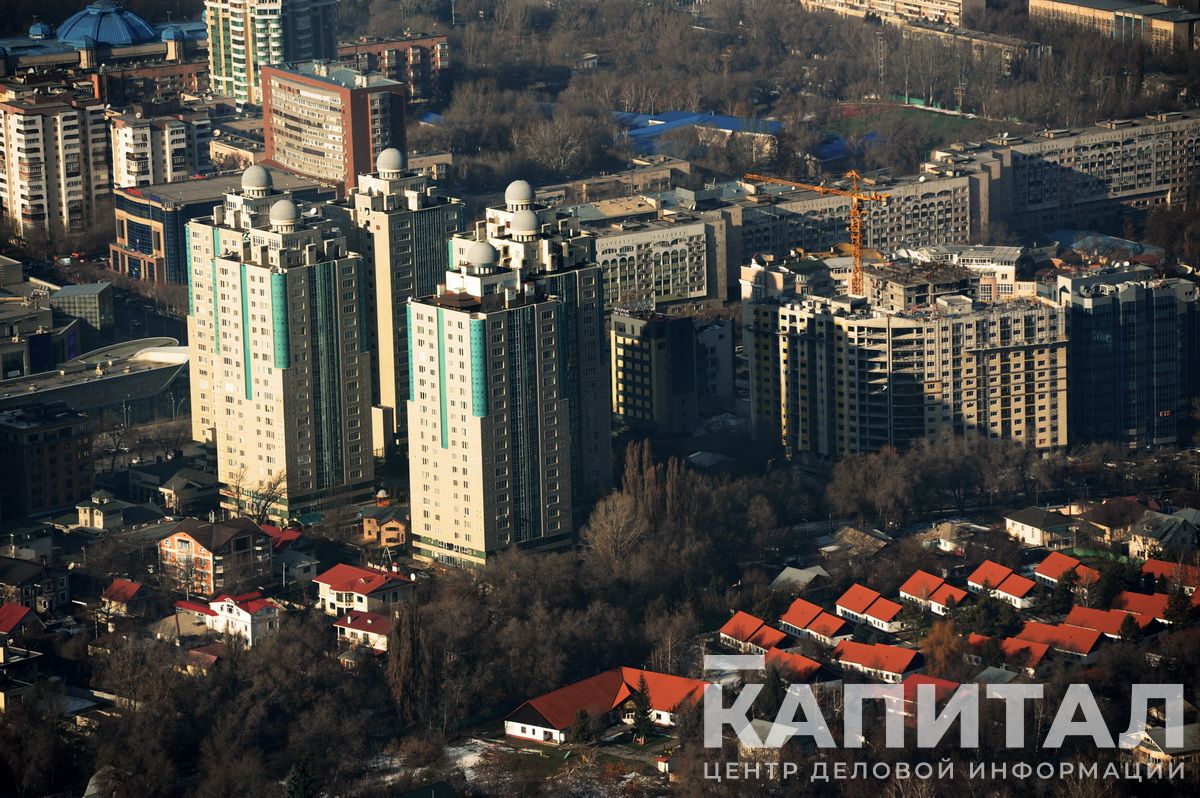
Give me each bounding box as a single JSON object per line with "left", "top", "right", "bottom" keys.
{"left": 110, "top": 168, "right": 329, "bottom": 284}
{"left": 336, "top": 148, "right": 464, "bottom": 456}
{"left": 204, "top": 0, "right": 337, "bottom": 108}
{"left": 903, "top": 244, "right": 1041, "bottom": 303}
{"left": 408, "top": 180, "right": 609, "bottom": 567}
{"left": 0, "top": 89, "right": 109, "bottom": 235}
{"left": 695, "top": 317, "right": 736, "bottom": 414}
{"left": 48, "top": 282, "right": 114, "bottom": 347}
{"left": 108, "top": 103, "right": 212, "bottom": 187}
{"left": 1028, "top": 0, "right": 1199, "bottom": 53}
{"left": 927, "top": 111, "right": 1200, "bottom": 234}
{"left": 1055, "top": 270, "right": 1199, "bottom": 449}
{"left": 592, "top": 216, "right": 712, "bottom": 308}
{"left": 746, "top": 281, "right": 1068, "bottom": 459}
{"left": 0, "top": 402, "right": 93, "bottom": 520}
{"left": 262, "top": 62, "right": 407, "bottom": 195}
{"left": 0, "top": 302, "right": 81, "bottom": 379}
{"left": 610, "top": 311, "right": 698, "bottom": 434}
{"left": 187, "top": 165, "right": 374, "bottom": 521}
{"left": 336, "top": 34, "right": 451, "bottom": 101}
{"left": 797, "top": 0, "right": 985, "bottom": 28}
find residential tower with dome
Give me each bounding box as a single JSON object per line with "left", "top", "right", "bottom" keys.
{"left": 405, "top": 180, "right": 610, "bottom": 568}
{"left": 185, "top": 165, "right": 375, "bottom": 521}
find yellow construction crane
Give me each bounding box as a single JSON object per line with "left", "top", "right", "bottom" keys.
{"left": 743, "top": 170, "right": 888, "bottom": 297}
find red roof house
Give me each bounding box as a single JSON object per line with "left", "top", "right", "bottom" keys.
{"left": 1064, "top": 606, "right": 1153, "bottom": 639}
{"left": 1015, "top": 621, "right": 1103, "bottom": 661}
{"left": 314, "top": 563, "right": 414, "bottom": 616}
{"left": 967, "top": 561, "right": 1037, "bottom": 608}
{"left": 504, "top": 667, "right": 712, "bottom": 744}
{"left": 0, "top": 603, "right": 34, "bottom": 637}
{"left": 718, "top": 611, "right": 790, "bottom": 653}
{"left": 765, "top": 647, "right": 823, "bottom": 682}
{"left": 1112, "top": 591, "right": 1170, "bottom": 622}
{"left": 1142, "top": 559, "right": 1200, "bottom": 594}
{"left": 334, "top": 610, "right": 395, "bottom": 652}
{"left": 832, "top": 641, "right": 921, "bottom": 682}
{"left": 835, "top": 584, "right": 881, "bottom": 618}
{"left": 899, "top": 571, "right": 945, "bottom": 603}
{"left": 899, "top": 674, "right": 961, "bottom": 717}
{"left": 101, "top": 578, "right": 154, "bottom": 616}
{"left": 1034, "top": 552, "right": 1101, "bottom": 587}
{"left": 805, "top": 612, "right": 852, "bottom": 645}
{"left": 778, "top": 598, "right": 823, "bottom": 635}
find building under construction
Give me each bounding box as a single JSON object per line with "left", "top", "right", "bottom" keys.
{"left": 745, "top": 261, "right": 1068, "bottom": 459}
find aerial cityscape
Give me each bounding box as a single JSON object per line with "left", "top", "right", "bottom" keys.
{"left": 1, "top": 0, "right": 1199, "bottom": 795}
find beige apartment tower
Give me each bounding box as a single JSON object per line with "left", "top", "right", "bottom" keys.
{"left": 746, "top": 288, "right": 1068, "bottom": 459}
{"left": 407, "top": 181, "right": 609, "bottom": 568}
{"left": 187, "top": 166, "right": 374, "bottom": 521}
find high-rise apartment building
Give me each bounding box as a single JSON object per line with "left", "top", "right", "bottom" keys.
{"left": 262, "top": 62, "right": 407, "bottom": 195}
{"left": 336, "top": 34, "right": 451, "bottom": 101}
{"left": 187, "top": 165, "right": 374, "bottom": 521}
{"left": 336, "top": 148, "right": 465, "bottom": 456}
{"left": 108, "top": 103, "right": 212, "bottom": 187}
{"left": 407, "top": 180, "right": 609, "bottom": 567}
{"left": 204, "top": 0, "right": 337, "bottom": 108}
{"left": 746, "top": 271, "right": 1068, "bottom": 459}
{"left": 592, "top": 216, "right": 713, "bottom": 308}
{"left": 1055, "top": 269, "right": 1199, "bottom": 449}
{"left": 610, "top": 311, "right": 698, "bottom": 434}
{"left": 0, "top": 90, "right": 109, "bottom": 236}
{"left": 927, "top": 111, "right": 1200, "bottom": 234}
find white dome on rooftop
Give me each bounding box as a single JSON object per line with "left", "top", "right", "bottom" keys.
{"left": 511, "top": 209, "right": 539, "bottom": 236}
{"left": 504, "top": 180, "right": 532, "bottom": 205}
{"left": 269, "top": 199, "right": 299, "bottom": 226}
{"left": 466, "top": 240, "right": 498, "bottom": 266}
{"left": 241, "top": 165, "right": 272, "bottom": 192}
{"left": 376, "top": 147, "right": 405, "bottom": 174}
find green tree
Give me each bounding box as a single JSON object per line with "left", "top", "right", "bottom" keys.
{"left": 1037, "top": 567, "right": 1077, "bottom": 616}
{"left": 284, "top": 757, "right": 321, "bottom": 798}
{"left": 632, "top": 674, "right": 654, "bottom": 742}
{"left": 756, "top": 664, "right": 788, "bottom": 720}
{"left": 571, "top": 709, "right": 595, "bottom": 743}
{"left": 1118, "top": 613, "right": 1142, "bottom": 643}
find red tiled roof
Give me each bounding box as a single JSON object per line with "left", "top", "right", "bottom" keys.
{"left": 314, "top": 563, "right": 412, "bottom": 596}
{"left": 102, "top": 578, "right": 144, "bottom": 604}
{"left": 211, "top": 592, "right": 276, "bottom": 616}
{"left": 1064, "top": 606, "right": 1151, "bottom": 637}
{"left": 901, "top": 674, "right": 960, "bottom": 704}
{"left": 997, "top": 573, "right": 1036, "bottom": 599}
{"left": 765, "top": 648, "right": 822, "bottom": 682}
{"left": 1142, "top": 559, "right": 1200, "bottom": 588}
{"left": 779, "top": 598, "right": 823, "bottom": 631}
{"left": 806, "top": 612, "right": 849, "bottom": 639}
{"left": 967, "top": 560, "right": 1014, "bottom": 590}
{"left": 748, "top": 624, "right": 791, "bottom": 651}
{"left": 260, "top": 523, "right": 304, "bottom": 553}
{"left": 929, "top": 583, "right": 968, "bottom": 608}
{"left": 0, "top": 603, "right": 33, "bottom": 635}
{"left": 967, "top": 633, "right": 1050, "bottom": 670}
{"left": 175, "top": 599, "right": 216, "bottom": 617}
{"left": 899, "top": 571, "right": 945, "bottom": 601}
{"left": 335, "top": 610, "right": 395, "bottom": 636}
{"left": 719, "top": 611, "right": 766, "bottom": 643}
{"left": 865, "top": 596, "right": 903, "bottom": 623}
{"left": 832, "top": 641, "right": 919, "bottom": 675}
{"left": 1035, "top": 552, "right": 1100, "bottom": 585}
{"left": 1112, "top": 591, "right": 1169, "bottom": 621}
{"left": 509, "top": 666, "right": 713, "bottom": 732}
{"left": 1015, "top": 621, "right": 1103, "bottom": 656}
{"left": 836, "top": 584, "right": 881, "bottom": 615}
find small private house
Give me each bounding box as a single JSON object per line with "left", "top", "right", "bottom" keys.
{"left": 966, "top": 560, "right": 1036, "bottom": 609}
{"left": 1004, "top": 507, "right": 1073, "bottom": 548}
{"left": 1142, "top": 559, "right": 1200, "bottom": 595}
{"left": 359, "top": 503, "right": 407, "bottom": 549}
{"left": 966, "top": 633, "right": 1049, "bottom": 677}
{"left": 1128, "top": 508, "right": 1200, "bottom": 560}
{"left": 313, "top": 563, "right": 415, "bottom": 616}
{"left": 158, "top": 517, "right": 273, "bottom": 598}
{"left": 100, "top": 579, "right": 155, "bottom": 618}
{"left": 174, "top": 592, "right": 281, "bottom": 648}
{"left": 897, "top": 674, "right": 960, "bottom": 719}
{"left": 764, "top": 647, "right": 824, "bottom": 683}
{"left": 1134, "top": 723, "right": 1200, "bottom": 768}
{"left": 73, "top": 490, "right": 165, "bottom": 531}
{"left": 778, "top": 598, "right": 854, "bottom": 647}
{"left": 832, "top": 641, "right": 922, "bottom": 683}
{"left": 834, "top": 584, "right": 904, "bottom": 633}
{"left": 1014, "top": 621, "right": 1104, "bottom": 663}
{"left": 0, "top": 603, "right": 35, "bottom": 640}
{"left": 1033, "top": 551, "right": 1101, "bottom": 593}
{"left": 1112, "top": 591, "right": 1171, "bottom": 623}
{"left": 0, "top": 556, "right": 70, "bottom": 613}
{"left": 504, "top": 667, "right": 712, "bottom": 745}
{"left": 1064, "top": 606, "right": 1155, "bottom": 639}
{"left": 898, "top": 570, "right": 969, "bottom": 616}
{"left": 718, "top": 611, "right": 791, "bottom": 654}
{"left": 769, "top": 565, "right": 830, "bottom": 597}
{"left": 334, "top": 610, "right": 394, "bottom": 653}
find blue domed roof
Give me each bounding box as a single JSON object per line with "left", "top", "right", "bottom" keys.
{"left": 57, "top": 1, "right": 157, "bottom": 48}
{"left": 160, "top": 25, "right": 184, "bottom": 42}
{"left": 29, "top": 22, "right": 55, "bottom": 39}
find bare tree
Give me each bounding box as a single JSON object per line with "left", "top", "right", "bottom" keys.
{"left": 224, "top": 467, "right": 289, "bottom": 524}
{"left": 581, "top": 492, "right": 649, "bottom": 578}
